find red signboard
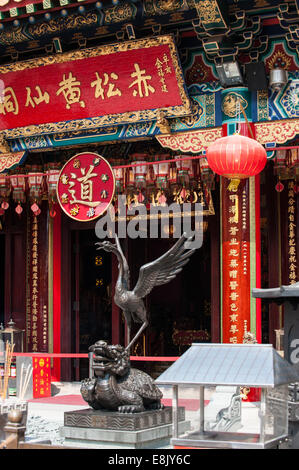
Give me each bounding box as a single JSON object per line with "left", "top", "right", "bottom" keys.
{"left": 0, "top": 35, "right": 191, "bottom": 138}
{"left": 57, "top": 152, "right": 115, "bottom": 222}
{"left": 32, "top": 356, "right": 51, "bottom": 399}
{"left": 222, "top": 178, "right": 251, "bottom": 343}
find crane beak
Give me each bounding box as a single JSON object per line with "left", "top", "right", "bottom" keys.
{"left": 96, "top": 242, "right": 105, "bottom": 250}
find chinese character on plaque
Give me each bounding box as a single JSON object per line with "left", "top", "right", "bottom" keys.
{"left": 57, "top": 152, "right": 115, "bottom": 222}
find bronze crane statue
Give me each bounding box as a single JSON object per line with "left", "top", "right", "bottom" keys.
{"left": 96, "top": 233, "right": 197, "bottom": 351}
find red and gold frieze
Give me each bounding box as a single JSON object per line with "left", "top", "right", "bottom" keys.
{"left": 0, "top": 152, "right": 26, "bottom": 173}
{"left": 156, "top": 127, "right": 222, "bottom": 153}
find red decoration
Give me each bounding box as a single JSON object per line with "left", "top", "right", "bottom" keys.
{"left": 275, "top": 181, "right": 284, "bottom": 192}
{"left": 112, "top": 160, "right": 125, "bottom": 195}
{"left": 206, "top": 134, "right": 267, "bottom": 179}
{"left": 131, "top": 154, "right": 148, "bottom": 190}
{"left": 32, "top": 357, "right": 51, "bottom": 399}
{"left": 15, "top": 204, "right": 23, "bottom": 215}
{"left": 152, "top": 155, "right": 170, "bottom": 190}
{"left": 57, "top": 152, "right": 115, "bottom": 222}
{"left": 10, "top": 171, "right": 26, "bottom": 210}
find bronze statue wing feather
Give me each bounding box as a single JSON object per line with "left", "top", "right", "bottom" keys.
{"left": 133, "top": 233, "right": 196, "bottom": 299}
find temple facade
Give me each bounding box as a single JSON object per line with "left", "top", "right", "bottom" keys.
{"left": 0, "top": 0, "right": 298, "bottom": 381}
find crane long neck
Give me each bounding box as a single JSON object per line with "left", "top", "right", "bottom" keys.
{"left": 111, "top": 247, "right": 129, "bottom": 289}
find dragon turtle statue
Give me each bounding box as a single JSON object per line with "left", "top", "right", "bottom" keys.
{"left": 80, "top": 340, "right": 163, "bottom": 413}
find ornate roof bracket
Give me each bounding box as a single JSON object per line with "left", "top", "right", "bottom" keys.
{"left": 193, "top": 0, "right": 229, "bottom": 34}
{"left": 229, "top": 11, "right": 246, "bottom": 32}
{"left": 278, "top": 3, "right": 299, "bottom": 28}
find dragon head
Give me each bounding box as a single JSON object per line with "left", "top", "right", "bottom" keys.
{"left": 96, "top": 241, "right": 117, "bottom": 253}
{"left": 89, "top": 340, "right": 130, "bottom": 377}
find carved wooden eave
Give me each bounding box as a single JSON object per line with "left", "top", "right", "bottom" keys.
{"left": 255, "top": 118, "right": 299, "bottom": 145}
{"left": 156, "top": 127, "right": 222, "bottom": 153}
{"left": 0, "top": 151, "right": 26, "bottom": 173}
{"left": 157, "top": 119, "right": 299, "bottom": 153}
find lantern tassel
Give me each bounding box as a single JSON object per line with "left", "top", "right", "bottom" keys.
{"left": 227, "top": 178, "right": 241, "bottom": 192}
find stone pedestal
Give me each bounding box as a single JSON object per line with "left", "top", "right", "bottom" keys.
{"left": 61, "top": 406, "right": 189, "bottom": 449}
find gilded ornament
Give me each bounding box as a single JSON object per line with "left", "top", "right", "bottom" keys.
{"left": 60, "top": 174, "right": 69, "bottom": 185}
{"left": 70, "top": 205, "right": 80, "bottom": 216}
{"left": 60, "top": 193, "right": 69, "bottom": 204}
{"left": 196, "top": 0, "right": 223, "bottom": 25}
{"left": 221, "top": 92, "right": 248, "bottom": 118}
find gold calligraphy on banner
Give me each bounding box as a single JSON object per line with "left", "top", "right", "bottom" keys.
{"left": 227, "top": 189, "right": 240, "bottom": 344}
{"left": 0, "top": 61, "right": 161, "bottom": 117}
{"left": 288, "top": 180, "right": 297, "bottom": 284}
{"left": 31, "top": 216, "right": 39, "bottom": 352}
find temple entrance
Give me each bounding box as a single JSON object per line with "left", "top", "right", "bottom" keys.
{"left": 71, "top": 229, "right": 112, "bottom": 380}
{"left": 128, "top": 233, "right": 211, "bottom": 362}
{"left": 0, "top": 234, "right": 4, "bottom": 327}
{"left": 69, "top": 223, "right": 211, "bottom": 380}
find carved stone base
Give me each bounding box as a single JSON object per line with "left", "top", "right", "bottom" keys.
{"left": 61, "top": 407, "right": 190, "bottom": 449}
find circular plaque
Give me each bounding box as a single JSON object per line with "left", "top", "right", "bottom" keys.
{"left": 57, "top": 152, "right": 115, "bottom": 222}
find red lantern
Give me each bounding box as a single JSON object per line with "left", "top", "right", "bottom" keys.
{"left": 112, "top": 159, "right": 125, "bottom": 195}
{"left": 10, "top": 170, "right": 27, "bottom": 211}
{"left": 27, "top": 165, "right": 44, "bottom": 212}
{"left": 206, "top": 134, "right": 267, "bottom": 187}
{"left": 0, "top": 173, "right": 10, "bottom": 209}
{"left": 152, "top": 155, "right": 170, "bottom": 190}
{"left": 131, "top": 154, "right": 148, "bottom": 190}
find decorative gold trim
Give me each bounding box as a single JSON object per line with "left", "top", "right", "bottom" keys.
{"left": 156, "top": 127, "right": 222, "bottom": 153}
{"left": 1, "top": 35, "right": 191, "bottom": 139}
{"left": 255, "top": 119, "right": 299, "bottom": 145}
{"left": 0, "top": 151, "right": 26, "bottom": 173}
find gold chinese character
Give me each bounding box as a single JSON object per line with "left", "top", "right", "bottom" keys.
{"left": 229, "top": 249, "right": 238, "bottom": 257}
{"left": 56, "top": 72, "right": 85, "bottom": 109}
{"left": 230, "top": 292, "right": 239, "bottom": 300}
{"left": 91, "top": 72, "right": 122, "bottom": 100}
{"left": 230, "top": 313, "right": 238, "bottom": 322}
{"left": 229, "top": 337, "right": 238, "bottom": 344}
{"left": 229, "top": 259, "right": 238, "bottom": 268}
{"left": 155, "top": 58, "right": 163, "bottom": 68}
{"left": 229, "top": 270, "right": 238, "bottom": 279}
{"left": 0, "top": 87, "right": 19, "bottom": 115}
{"left": 25, "top": 86, "right": 50, "bottom": 108}
{"left": 288, "top": 206, "right": 295, "bottom": 214}
{"left": 230, "top": 303, "right": 238, "bottom": 312}
{"left": 230, "top": 325, "right": 239, "bottom": 334}
{"left": 129, "top": 63, "right": 155, "bottom": 98}
{"left": 229, "top": 281, "right": 238, "bottom": 290}
{"left": 229, "top": 227, "right": 239, "bottom": 236}
{"left": 68, "top": 165, "right": 101, "bottom": 207}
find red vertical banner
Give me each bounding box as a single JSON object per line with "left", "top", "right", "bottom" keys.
{"left": 26, "top": 205, "right": 48, "bottom": 352}
{"left": 32, "top": 356, "right": 51, "bottom": 399}
{"left": 222, "top": 178, "right": 251, "bottom": 343}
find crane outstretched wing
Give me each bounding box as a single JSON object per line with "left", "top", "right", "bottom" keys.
{"left": 133, "top": 233, "right": 196, "bottom": 299}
